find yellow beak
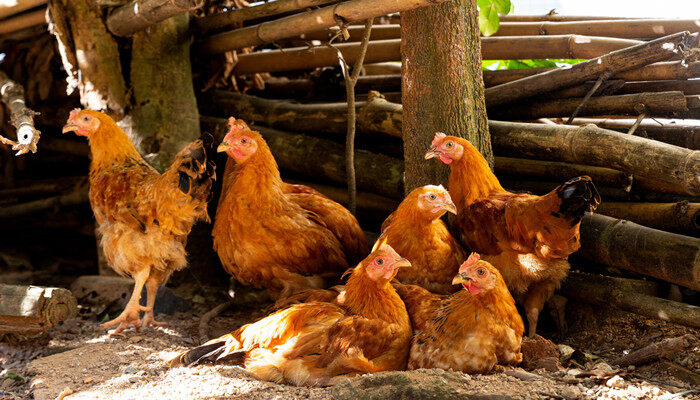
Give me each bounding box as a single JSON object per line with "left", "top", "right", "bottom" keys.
{"left": 391, "top": 258, "right": 412, "bottom": 269}
{"left": 443, "top": 202, "right": 457, "bottom": 215}
{"left": 62, "top": 124, "right": 78, "bottom": 134}
{"left": 452, "top": 274, "right": 469, "bottom": 285}
{"left": 424, "top": 150, "right": 440, "bottom": 160}
{"left": 217, "top": 142, "right": 232, "bottom": 153}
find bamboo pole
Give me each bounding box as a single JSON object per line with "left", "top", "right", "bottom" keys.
{"left": 485, "top": 32, "right": 698, "bottom": 107}
{"left": 200, "top": 116, "right": 404, "bottom": 199}
{"left": 596, "top": 202, "right": 699, "bottom": 236}
{"left": 492, "top": 19, "right": 700, "bottom": 39}
{"left": 490, "top": 121, "right": 700, "bottom": 196}
{"left": 565, "top": 118, "right": 700, "bottom": 150}
{"left": 560, "top": 272, "right": 700, "bottom": 329}
{"left": 498, "top": 14, "right": 632, "bottom": 22}
{"left": 297, "top": 24, "right": 400, "bottom": 42}
{"left": 0, "top": 0, "right": 46, "bottom": 20}
{"left": 231, "top": 35, "right": 646, "bottom": 74}
{"left": 577, "top": 213, "right": 700, "bottom": 291}
{"left": 490, "top": 91, "right": 689, "bottom": 120}
{"left": 106, "top": 0, "right": 202, "bottom": 36}
{"left": 0, "top": 8, "right": 45, "bottom": 36}
{"left": 197, "top": 0, "right": 451, "bottom": 54}
{"left": 615, "top": 79, "right": 700, "bottom": 95}
{"left": 483, "top": 61, "right": 700, "bottom": 87}
{"left": 194, "top": 0, "right": 339, "bottom": 33}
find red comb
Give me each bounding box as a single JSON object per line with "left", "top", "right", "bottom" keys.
{"left": 431, "top": 132, "right": 447, "bottom": 148}
{"left": 69, "top": 108, "right": 82, "bottom": 119}
{"left": 458, "top": 252, "right": 480, "bottom": 273}
{"left": 226, "top": 117, "right": 249, "bottom": 134}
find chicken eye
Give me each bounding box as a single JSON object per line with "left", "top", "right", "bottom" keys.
{"left": 83, "top": 116, "right": 89, "bottom": 122}
{"left": 477, "top": 268, "right": 485, "bottom": 276}
{"left": 376, "top": 258, "right": 384, "bottom": 265}
{"left": 428, "top": 194, "right": 437, "bottom": 201}
{"left": 445, "top": 142, "right": 453, "bottom": 149}
{"left": 240, "top": 138, "right": 247, "bottom": 144}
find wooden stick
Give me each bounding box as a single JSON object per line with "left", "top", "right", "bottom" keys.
{"left": 611, "top": 335, "right": 699, "bottom": 366}
{"left": 491, "top": 91, "right": 689, "bottom": 120}
{"left": 197, "top": 0, "right": 450, "bottom": 54}
{"left": 485, "top": 32, "right": 698, "bottom": 107}
{"left": 493, "top": 19, "right": 700, "bottom": 39}
{"left": 578, "top": 213, "right": 700, "bottom": 291}
{"left": 194, "top": 0, "right": 339, "bottom": 33}
{"left": 489, "top": 120, "right": 700, "bottom": 196}
{"left": 297, "top": 24, "right": 399, "bottom": 42}
{"left": 498, "top": 14, "right": 633, "bottom": 22}
{"left": 566, "top": 71, "right": 612, "bottom": 124}
{"left": 198, "top": 301, "right": 233, "bottom": 343}
{"left": 0, "top": 8, "right": 45, "bottom": 37}
{"left": 596, "top": 202, "right": 699, "bottom": 236}
{"left": 0, "top": 189, "right": 88, "bottom": 219}
{"left": 0, "top": 0, "right": 46, "bottom": 20}
{"left": 565, "top": 118, "right": 700, "bottom": 150}
{"left": 0, "top": 70, "right": 41, "bottom": 155}
{"left": 560, "top": 272, "right": 700, "bottom": 329}
{"left": 106, "top": 0, "right": 202, "bottom": 36}
{"left": 483, "top": 61, "right": 700, "bottom": 87}
{"left": 617, "top": 79, "right": 700, "bottom": 96}
{"left": 0, "top": 284, "right": 78, "bottom": 335}
{"left": 230, "top": 35, "right": 644, "bottom": 74}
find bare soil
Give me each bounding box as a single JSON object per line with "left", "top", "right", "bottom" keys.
{"left": 1, "top": 287, "right": 698, "bottom": 400}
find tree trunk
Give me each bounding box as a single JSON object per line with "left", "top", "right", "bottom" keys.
{"left": 130, "top": 13, "right": 200, "bottom": 170}
{"left": 0, "top": 284, "right": 78, "bottom": 335}
{"left": 401, "top": 0, "right": 490, "bottom": 192}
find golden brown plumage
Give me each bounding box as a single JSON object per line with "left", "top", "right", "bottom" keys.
{"left": 425, "top": 132, "right": 600, "bottom": 336}
{"left": 170, "top": 244, "right": 412, "bottom": 387}
{"left": 379, "top": 185, "right": 465, "bottom": 294}
{"left": 63, "top": 109, "right": 214, "bottom": 333}
{"left": 212, "top": 118, "right": 368, "bottom": 299}
{"left": 394, "top": 254, "right": 523, "bottom": 373}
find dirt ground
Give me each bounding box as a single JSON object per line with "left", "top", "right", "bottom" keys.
{"left": 1, "top": 286, "right": 698, "bottom": 400}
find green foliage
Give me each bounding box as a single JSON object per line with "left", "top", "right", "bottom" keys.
{"left": 4, "top": 373, "right": 24, "bottom": 381}
{"left": 482, "top": 59, "right": 586, "bottom": 70}
{"left": 477, "top": 0, "right": 513, "bottom": 36}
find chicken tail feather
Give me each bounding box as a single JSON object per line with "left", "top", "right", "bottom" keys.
{"left": 170, "top": 340, "right": 246, "bottom": 368}
{"left": 171, "top": 138, "right": 216, "bottom": 199}
{"left": 553, "top": 176, "right": 601, "bottom": 224}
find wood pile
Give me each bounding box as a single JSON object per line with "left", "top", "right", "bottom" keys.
{"left": 0, "top": 0, "right": 698, "bottom": 328}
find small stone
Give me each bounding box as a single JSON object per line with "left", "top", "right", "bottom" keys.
{"left": 606, "top": 375, "right": 625, "bottom": 388}
{"left": 83, "top": 377, "right": 94, "bottom": 384}
{"left": 531, "top": 356, "right": 562, "bottom": 372}
{"left": 128, "top": 376, "right": 140, "bottom": 383}
{"left": 557, "top": 344, "right": 575, "bottom": 362}
{"left": 130, "top": 336, "right": 143, "bottom": 343}
{"left": 593, "top": 362, "right": 613, "bottom": 374}
{"left": 626, "top": 365, "right": 635, "bottom": 372}
{"left": 567, "top": 368, "right": 583, "bottom": 376}
{"left": 122, "top": 366, "right": 138, "bottom": 374}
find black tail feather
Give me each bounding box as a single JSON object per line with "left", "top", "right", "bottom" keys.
{"left": 554, "top": 176, "right": 601, "bottom": 224}
{"left": 170, "top": 341, "right": 246, "bottom": 368}
{"left": 176, "top": 138, "right": 216, "bottom": 197}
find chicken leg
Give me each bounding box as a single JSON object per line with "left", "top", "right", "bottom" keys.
{"left": 141, "top": 273, "right": 168, "bottom": 328}
{"left": 103, "top": 268, "right": 149, "bottom": 334}
{"left": 522, "top": 279, "right": 557, "bottom": 338}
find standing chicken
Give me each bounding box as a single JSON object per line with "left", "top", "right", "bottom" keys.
{"left": 379, "top": 185, "right": 465, "bottom": 294}
{"left": 170, "top": 244, "right": 412, "bottom": 387}
{"left": 395, "top": 253, "right": 523, "bottom": 373}
{"left": 425, "top": 132, "right": 600, "bottom": 336}
{"left": 63, "top": 109, "right": 215, "bottom": 333}
{"left": 213, "top": 118, "right": 368, "bottom": 299}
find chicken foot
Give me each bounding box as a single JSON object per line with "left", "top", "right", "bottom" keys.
{"left": 103, "top": 269, "right": 149, "bottom": 334}
{"left": 141, "top": 273, "right": 168, "bottom": 328}
{"left": 522, "top": 279, "right": 558, "bottom": 338}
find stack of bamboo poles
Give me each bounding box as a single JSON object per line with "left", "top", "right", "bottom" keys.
{"left": 188, "top": 6, "right": 699, "bottom": 327}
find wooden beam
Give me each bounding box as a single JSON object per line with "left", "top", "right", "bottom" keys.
{"left": 197, "top": 0, "right": 451, "bottom": 54}
{"left": 485, "top": 32, "right": 698, "bottom": 107}
{"left": 492, "top": 19, "right": 700, "bottom": 39}
{"left": 0, "top": 284, "right": 78, "bottom": 335}
{"left": 0, "top": 0, "right": 45, "bottom": 20}
{"left": 106, "top": 0, "right": 202, "bottom": 36}
{"left": 596, "top": 202, "right": 699, "bottom": 236}
{"left": 498, "top": 14, "right": 633, "bottom": 22}
{"left": 0, "top": 8, "right": 45, "bottom": 36}
{"left": 565, "top": 118, "right": 700, "bottom": 150}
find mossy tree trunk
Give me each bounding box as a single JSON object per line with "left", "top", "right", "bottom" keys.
{"left": 401, "top": 0, "right": 492, "bottom": 192}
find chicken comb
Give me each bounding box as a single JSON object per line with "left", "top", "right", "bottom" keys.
{"left": 69, "top": 108, "right": 83, "bottom": 119}
{"left": 458, "top": 252, "right": 480, "bottom": 273}
{"left": 431, "top": 132, "right": 447, "bottom": 148}
{"left": 371, "top": 234, "right": 389, "bottom": 253}
{"left": 226, "top": 117, "right": 249, "bottom": 135}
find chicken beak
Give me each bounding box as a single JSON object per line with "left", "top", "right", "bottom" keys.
{"left": 62, "top": 124, "right": 78, "bottom": 134}
{"left": 452, "top": 274, "right": 470, "bottom": 285}
{"left": 217, "top": 142, "right": 232, "bottom": 153}
{"left": 442, "top": 201, "right": 457, "bottom": 215}
{"left": 424, "top": 149, "right": 440, "bottom": 160}
{"left": 391, "top": 258, "right": 411, "bottom": 270}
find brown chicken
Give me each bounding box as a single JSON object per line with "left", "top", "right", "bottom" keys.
{"left": 425, "top": 132, "right": 600, "bottom": 336}
{"left": 394, "top": 253, "right": 523, "bottom": 373}
{"left": 170, "top": 244, "right": 412, "bottom": 386}
{"left": 213, "top": 118, "right": 368, "bottom": 299}
{"left": 63, "top": 109, "right": 214, "bottom": 333}
{"left": 378, "top": 184, "right": 465, "bottom": 294}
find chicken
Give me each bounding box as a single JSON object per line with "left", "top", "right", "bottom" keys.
{"left": 170, "top": 244, "right": 412, "bottom": 387}
{"left": 425, "top": 132, "right": 599, "bottom": 336}
{"left": 212, "top": 118, "right": 368, "bottom": 299}
{"left": 62, "top": 109, "right": 215, "bottom": 333}
{"left": 378, "top": 184, "right": 465, "bottom": 294}
{"left": 394, "top": 253, "right": 523, "bottom": 373}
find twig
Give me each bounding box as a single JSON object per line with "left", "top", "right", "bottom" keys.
{"left": 566, "top": 70, "right": 612, "bottom": 124}
{"left": 612, "top": 334, "right": 698, "bottom": 367}
{"left": 627, "top": 112, "right": 646, "bottom": 136}
{"left": 0, "top": 70, "right": 40, "bottom": 156}
{"left": 198, "top": 300, "right": 234, "bottom": 343}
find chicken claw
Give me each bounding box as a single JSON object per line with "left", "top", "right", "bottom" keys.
{"left": 141, "top": 309, "right": 168, "bottom": 328}
{"left": 103, "top": 304, "right": 148, "bottom": 334}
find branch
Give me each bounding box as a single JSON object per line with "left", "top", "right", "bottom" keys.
{"left": 0, "top": 70, "right": 40, "bottom": 156}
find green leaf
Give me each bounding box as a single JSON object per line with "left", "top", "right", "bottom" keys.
{"left": 493, "top": 0, "right": 512, "bottom": 14}
{"left": 478, "top": 3, "right": 501, "bottom": 36}
{"left": 100, "top": 313, "right": 110, "bottom": 323}
{"left": 5, "top": 373, "right": 24, "bottom": 381}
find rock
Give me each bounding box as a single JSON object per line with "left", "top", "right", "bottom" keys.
{"left": 592, "top": 362, "right": 613, "bottom": 374}
{"left": 122, "top": 366, "right": 138, "bottom": 374}
{"left": 605, "top": 375, "right": 626, "bottom": 388}
{"left": 521, "top": 335, "right": 561, "bottom": 371}
{"left": 567, "top": 368, "right": 583, "bottom": 377}
{"left": 530, "top": 356, "right": 562, "bottom": 372}
{"left": 71, "top": 275, "right": 190, "bottom": 315}
{"left": 557, "top": 344, "right": 575, "bottom": 362}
